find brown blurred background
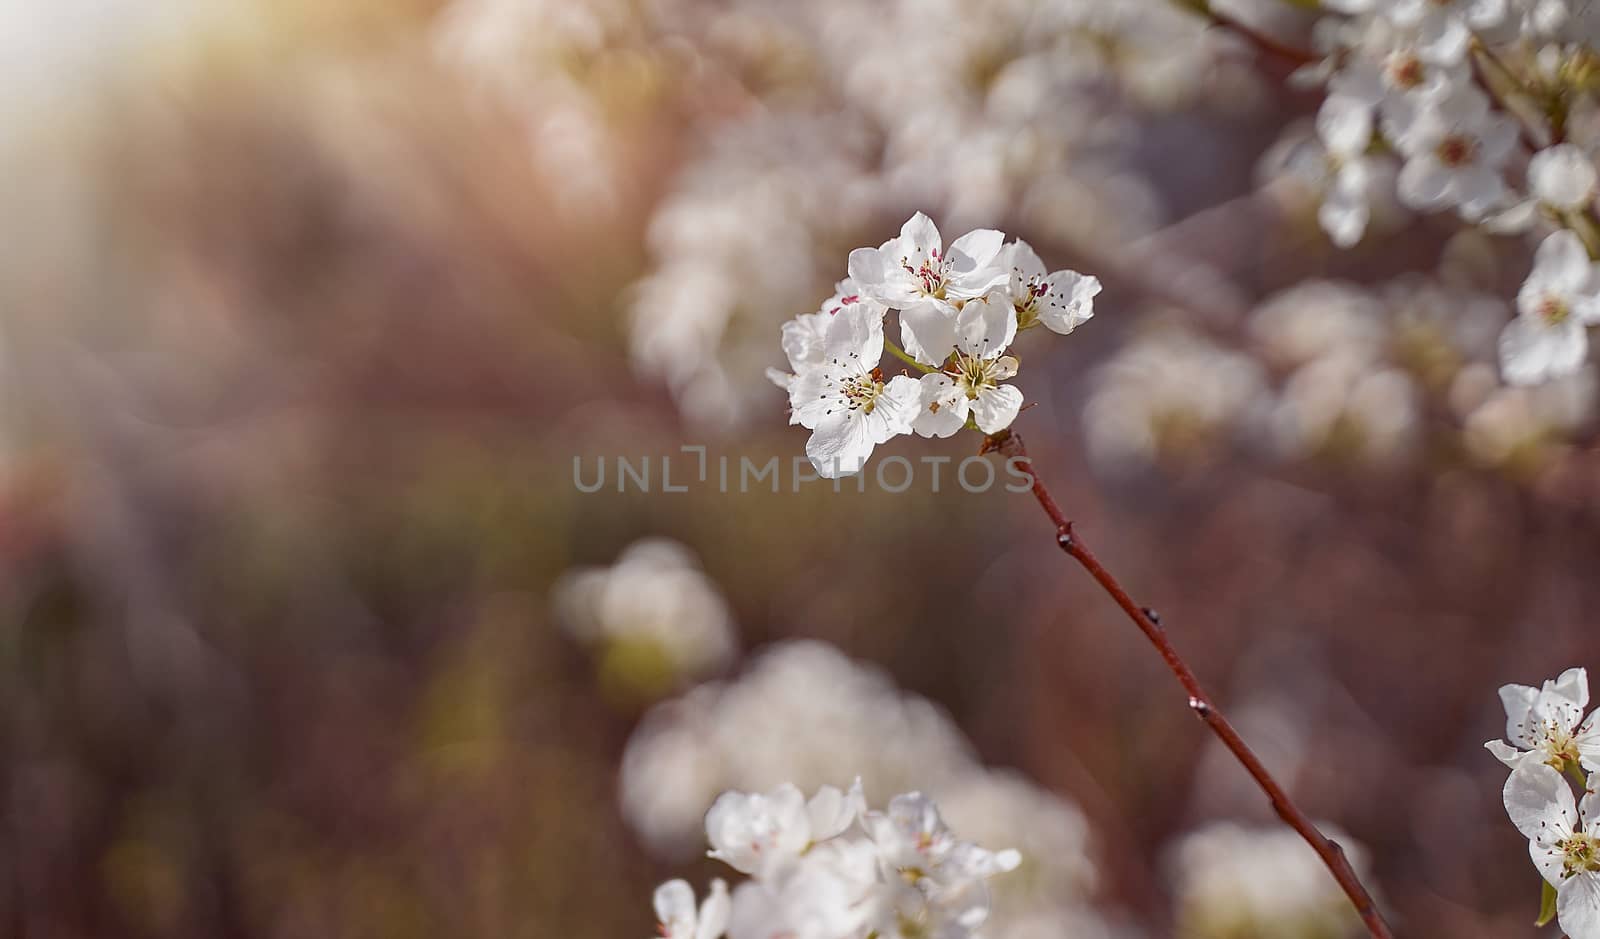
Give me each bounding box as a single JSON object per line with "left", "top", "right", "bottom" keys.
{"left": 1, "top": 2, "right": 1594, "bottom": 938}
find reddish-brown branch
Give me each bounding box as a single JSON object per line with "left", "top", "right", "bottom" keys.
{"left": 989, "top": 430, "right": 1394, "bottom": 939}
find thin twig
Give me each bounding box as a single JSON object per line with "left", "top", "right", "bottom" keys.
{"left": 987, "top": 429, "right": 1395, "bottom": 939}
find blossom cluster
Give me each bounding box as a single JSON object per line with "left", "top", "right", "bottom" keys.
{"left": 1488, "top": 666, "right": 1600, "bottom": 938}
{"left": 1291, "top": 0, "right": 1600, "bottom": 386}
{"left": 1085, "top": 274, "right": 1598, "bottom": 477}
{"left": 769, "top": 212, "right": 1099, "bottom": 477}
{"left": 1166, "top": 821, "right": 1371, "bottom": 939}
{"left": 604, "top": 0, "right": 1242, "bottom": 428}
{"left": 620, "top": 641, "right": 1106, "bottom": 938}
{"left": 652, "top": 781, "right": 1021, "bottom": 939}
{"left": 551, "top": 539, "right": 737, "bottom": 697}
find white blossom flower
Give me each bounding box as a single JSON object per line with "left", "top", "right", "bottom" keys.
{"left": 619, "top": 641, "right": 980, "bottom": 858}
{"left": 937, "top": 770, "right": 1099, "bottom": 912}
{"left": 1389, "top": 0, "right": 1508, "bottom": 65}
{"left": 1387, "top": 85, "right": 1518, "bottom": 219}
{"left": 654, "top": 878, "right": 731, "bottom": 939}
{"left": 907, "top": 292, "right": 1025, "bottom": 438}
{"left": 1083, "top": 326, "right": 1268, "bottom": 469}
{"left": 706, "top": 781, "right": 865, "bottom": 878}
{"left": 726, "top": 838, "right": 884, "bottom": 939}
{"left": 767, "top": 280, "right": 881, "bottom": 397}
{"left": 1503, "top": 763, "right": 1600, "bottom": 939}
{"left": 1486, "top": 667, "right": 1600, "bottom": 773}
{"left": 1315, "top": 96, "right": 1381, "bottom": 247}
{"left": 1530, "top": 143, "right": 1599, "bottom": 211}
{"left": 999, "top": 239, "right": 1099, "bottom": 335}
{"left": 1500, "top": 230, "right": 1600, "bottom": 385}
{"left": 865, "top": 792, "right": 1021, "bottom": 883}
{"left": 1327, "top": 20, "right": 1468, "bottom": 117}
{"left": 847, "top": 212, "right": 1008, "bottom": 310}
{"left": 788, "top": 301, "right": 921, "bottom": 477}
{"left": 1168, "top": 821, "right": 1372, "bottom": 939}
{"left": 552, "top": 539, "right": 738, "bottom": 689}
{"left": 665, "top": 782, "right": 1021, "bottom": 939}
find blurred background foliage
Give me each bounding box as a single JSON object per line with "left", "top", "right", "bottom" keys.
{"left": 1, "top": 1, "right": 1597, "bottom": 938}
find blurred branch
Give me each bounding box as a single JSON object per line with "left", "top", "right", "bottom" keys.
{"left": 985, "top": 429, "right": 1396, "bottom": 939}
{"left": 1178, "top": 0, "right": 1318, "bottom": 70}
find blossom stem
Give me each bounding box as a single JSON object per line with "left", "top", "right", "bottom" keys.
{"left": 987, "top": 429, "right": 1396, "bottom": 939}
{"left": 1183, "top": 1, "right": 1317, "bottom": 71}
{"left": 884, "top": 337, "right": 938, "bottom": 374}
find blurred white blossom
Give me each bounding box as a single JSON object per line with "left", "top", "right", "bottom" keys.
{"left": 1167, "top": 821, "right": 1372, "bottom": 939}
{"left": 619, "top": 641, "right": 979, "bottom": 857}
{"left": 553, "top": 539, "right": 737, "bottom": 693}
{"left": 656, "top": 782, "right": 1023, "bottom": 939}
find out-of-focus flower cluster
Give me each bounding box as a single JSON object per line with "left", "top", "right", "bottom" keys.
{"left": 1489, "top": 667, "right": 1600, "bottom": 939}
{"left": 770, "top": 213, "right": 1097, "bottom": 476}
{"left": 1166, "top": 821, "right": 1371, "bottom": 939}
{"left": 622, "top": 640, "right": 1106, "bottom": 938}
{"left": 608, "top": 0, "right": 1255, "bottom": 426}
{"left": 552, "top": 538, "right": 737, "bottom": 700}
{"left": 1279, "top": 0, "right": 1600, "bottom": 387}
{"left": 1085, "top": 275, "right": 1596, "bottom": 477}
{"left": 653, "top": 781, "right": 1021, "bottom": 939}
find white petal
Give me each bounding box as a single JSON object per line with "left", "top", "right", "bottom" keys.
{"left": 1477, "top": 115, "right": 1521, "bottom": 166}
{"left": 1317, "top": 95, "right": 1374, "bottom": 158}
{"left": 654, "top": 880, "right": 696, "bottom": 931}
{"left": 1415, "top": 13, "right": 1470, "bottom": 65}
{"left": 1481, "top": 198, "right": 1538, "bottom": 234}
{"left": 1397, "top": 156, "right": 1454, "bottom": 211}
{"left": 1500, "top": 316, "right": 1586, "bottom": 386}
{"left": 871, "top": 374, "right": 924, "bottom": 441}
{"left": 1501, "top": 683, "right": 1541, "bottom": 746}
{"left": 1533, "top": 835, "right": 1570, "bottom": 889}
{"left": 1320, "top": 175, "right": 1371, "bottom": 248}
{"left": 788, "top": 367, "right": 835, "bottom": 430}
{"left": 1003, "top": 239, "right": 1046, "bottom": 285}
{"left": 807, "top": 409, "right": 878, "bottom": 478}
{"left": 822, "top": 303, "right": 884, "bottom": 367}
{"left": 696, "top": 880, "right": 730, "bottom": 939}
{"left": 971, "top": 383, "right": 1024, "bottom": 433}
{"left": 1503, "top": 762, "right": 1577, "bottom": 843}
{"left": 847, "top": 246, "right": 894, "bottom": 301}
{"left": 724, "top": 882, "right": 776, "bottom": 939}
{"left": 806, "top": 786, "right": 858, "bottom": 842}
{"left": 898, "top": 211, "right": 942, "bottom": 259}
{"left": 949, "top": 228, "right": 1005, "bottom": 270}
{"left": 912, "top": 373, "right": 969, "bottom": 438}
{"left": 900, "top": 300, "right": 959, "bottom": 366}
{"left": 1535, "top": 230, "right": 1595, "bottom": 294}
{"left": 1531, "top": 144, "right": 1598, "bottom": 210}
{"left": 1554, "top": 668, "right": 1591, "bottom": 710}
{"left": 1484, "top": 739, "right": 1525, "bottom": 767}
{"left": 1467, "top": 0, "right": 1507, "bottom": 28}
{"left": 1453, "top": 164, "right": 1507, "bottom": 220}
{"left": 1559, "top": 875, "right": 1600, "bottom": 939}
{"left": 956, "top": 290, "right": 1018, "bottom": 359}
{"left": 1579, "top": 712, "right": 1600, "bottom": 774}
{"left": 1037, "top": 271, "right": 1099, "bottom": 334}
